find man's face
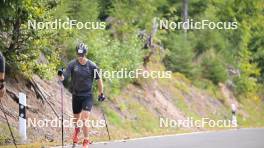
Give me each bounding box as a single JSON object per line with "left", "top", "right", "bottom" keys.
{"left": 77, "top": 54, "right": 85, "bottom": 62}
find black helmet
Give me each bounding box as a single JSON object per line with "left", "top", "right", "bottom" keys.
{"left": 76, "top": 43, "right": 88, "bottom": 55}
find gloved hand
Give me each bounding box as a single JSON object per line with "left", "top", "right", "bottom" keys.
{"left": 98, "top": 93, "right": 106, "bottom": 102}
{"left": 57, "top": 68, "right": 64, "bottom": 76}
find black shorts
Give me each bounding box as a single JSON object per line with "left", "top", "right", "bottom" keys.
{"left": 72, "top": 95, "right": 93, "bottom": 114}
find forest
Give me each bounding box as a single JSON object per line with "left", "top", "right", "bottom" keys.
{"left": 0, "top": 0, "right": 263, "bottom": 147}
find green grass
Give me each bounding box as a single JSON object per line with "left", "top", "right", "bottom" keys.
{"left": 193, "top": 79, "right": 225, "bottom": 103}
{"left": 237, "top": 98, "right": 264, "bottom": 127}
{"left": 0, "top": 142, "right": 59, "bottom": 148}
{"left": 0, "top": 123, "right": 20, "bottom": 146}
{"left": 104, "top": 108, "right": 122, "bottom": 126}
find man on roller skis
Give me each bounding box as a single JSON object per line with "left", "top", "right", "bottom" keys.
{"left": 58, "top": 43, "right": 105, "bottom": 148}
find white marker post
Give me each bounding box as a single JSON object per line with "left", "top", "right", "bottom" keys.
{"left": 231, "top": 103, "right": 237, "bottom": 127}
{"left": 19, "top": 92, "right": 27, "bottom": 143}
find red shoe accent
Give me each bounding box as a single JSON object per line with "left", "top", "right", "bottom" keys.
{"left": 72, "top": 127, "right": 80, "bottom": 144}
{"left": 83, "top": 139, "right": 92, "bottom": 148}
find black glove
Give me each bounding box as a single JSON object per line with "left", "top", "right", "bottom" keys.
{"left": 98, "top": 93, "right": 106, "bottom": 102}
{"left": 57, "top": 68, "right": 64, "bottom": 76}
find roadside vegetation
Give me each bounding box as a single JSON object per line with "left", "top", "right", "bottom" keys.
{"left": 0, "top": 0, "right": 263, "bottom": 147}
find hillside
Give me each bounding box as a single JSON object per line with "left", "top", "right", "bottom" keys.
{"left": 1, "top": 58, "right": 263, "bottom": 147}
{"left": 1, "top": 1, "right": 264, "bottom": 147}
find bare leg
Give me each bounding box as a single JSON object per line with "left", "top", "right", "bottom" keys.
{"left": 81, "top": 111, "right": 90, "bottom": 139}
{"left": 72, "top": 113, "right": 81, "bottom": 146}
{"left": 73, "top": 113, "right": 81, "bottom": 127}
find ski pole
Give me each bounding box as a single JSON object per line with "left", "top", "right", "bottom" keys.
{"left": 59, "top": 81, "right": 64, "bottom": 147}
{"left": 101, "top": 107, "right": 111, "bottom": 141}
{"left": 98, "top": 92, "right": 111, "bottom": 141}
{"left": 0, "top": 101, "right": 18, "bottom": 148}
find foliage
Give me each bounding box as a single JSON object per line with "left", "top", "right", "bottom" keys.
{"left": 0, "top": 123, "right": 19, "bottom": 145}
{"left": 163, "top": 33, "right": 196, "bottom": 78}
{"left": 160, "top": 0, "right": 263, "bottom": 97}
{"left": 215, "top": 0, "right": 264, "bottom": 96}
{"left": 0, "top": 0, "right": 61, "bottom": 79}
{"left": 201, "top": 50, "right": 228, "bottom": 85}
{"left": 234, "top": 49, "right": 260, "bottom": 96}
{"left": 0, "top": 0, "right": 263, "bottom": 96}
{"left": 52, "top": 0, "right": 145, "bottom": 95}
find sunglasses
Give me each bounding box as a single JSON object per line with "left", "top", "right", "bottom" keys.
{"left": 77, "top": 54, "right": 85, "bottom": 57}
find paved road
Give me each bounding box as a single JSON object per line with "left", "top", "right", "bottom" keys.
{"left": 54, "top": 128, "right": 264, "bottom": 148}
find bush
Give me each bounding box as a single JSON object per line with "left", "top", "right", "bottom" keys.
{"left": 234, "top": 49, "right": 260, "bottom": 96}
{"left": 163, "top": 33, "right": 196, "bottom": 78}
{"left": 201, "top": 50, "right": 228, "bottom": 85}
{"left": 89, "top": 33, "right": 144, "bottom": 96}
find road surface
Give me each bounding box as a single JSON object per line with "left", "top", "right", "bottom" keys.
{"left": 53, "top": 128, "right": 264, "bottom": 148}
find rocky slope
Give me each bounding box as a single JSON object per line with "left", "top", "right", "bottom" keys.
{"left": 0, "top": 61, "right": 262, "bottom": 146}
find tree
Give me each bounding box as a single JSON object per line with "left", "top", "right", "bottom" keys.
{"left": 0, "top": 0, "right": 61, "bottom": 79}
{"left": 163, "top": 33, "right": 196, "bottom": 78}
{"left": 201, "top": 50, "right": 228, "bottom": 85}
{"left": 234, "top": 49, "right": 260, "bottom": 96}
{"left": 216, "top": 0, "right": 264, "bottom": 84}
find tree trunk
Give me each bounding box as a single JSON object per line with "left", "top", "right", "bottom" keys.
{"left": 182, "top": 0, "right": 189, "bottom": 37}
